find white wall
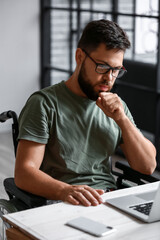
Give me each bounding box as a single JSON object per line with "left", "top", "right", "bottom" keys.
{"left": 0, "top": 0, "right": 40, "bottom": 131}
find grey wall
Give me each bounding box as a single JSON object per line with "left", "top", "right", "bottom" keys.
{"left": 0, "top": 0, "right": 40, "bottom": 132}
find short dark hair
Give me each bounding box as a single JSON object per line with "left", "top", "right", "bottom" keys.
{"left": 77, "top": 19, "right": 130, "bottom": 53}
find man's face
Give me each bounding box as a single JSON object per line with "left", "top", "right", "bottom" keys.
{"left": 78, "top": 43, "right": 124, "bottom": 101}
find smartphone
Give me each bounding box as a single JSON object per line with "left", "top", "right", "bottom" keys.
{"left": 66, "top": 216, "right": 116, "bottom": 237}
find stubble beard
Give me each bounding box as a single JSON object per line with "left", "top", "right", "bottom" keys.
{"left": 78, "top": 63, "right": 112, "bottom": 101}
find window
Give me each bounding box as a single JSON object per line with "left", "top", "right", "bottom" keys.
{"left": 41, "top": 0, "right": 159, "bottom": 88}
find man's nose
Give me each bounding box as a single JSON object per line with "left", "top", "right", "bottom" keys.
{"left": 102, "top": 69, "right": 113, "bottom": 81}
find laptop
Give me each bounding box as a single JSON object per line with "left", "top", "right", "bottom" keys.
{"left": 105, "top": 182, "right": 160, "bottom": 223}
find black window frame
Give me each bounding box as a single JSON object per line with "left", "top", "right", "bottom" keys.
{"left": 40, "top": 0, "right": 160, "bottom": 87}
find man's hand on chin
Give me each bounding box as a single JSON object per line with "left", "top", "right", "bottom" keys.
{"left": 96, "top": 92, "right": 126, "bottom": 123}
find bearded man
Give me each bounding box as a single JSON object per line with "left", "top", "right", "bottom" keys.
{"left": 15, "top": 19, "right": 156, "bottom": 207}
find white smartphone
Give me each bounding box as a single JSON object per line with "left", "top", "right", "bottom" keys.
{"left": 66, "top": 216, "right": 116, "bottom": 237}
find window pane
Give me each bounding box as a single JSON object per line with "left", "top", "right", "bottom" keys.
{"left": 136, "top": 0, "right": 159, "bottom": 16}
{"left": 72, "top": 11, "right": 77, "bottom": 30}
{"left": 72, "top": 0, "right": 77, "bottom": 9}
{"left": 51, "top": 0, "right": 69, "bottom": 8}
{"left": 134, "top": 17, "right": 158, "bottom": 63}
{"left": 92, "top": 0, "right": 112, "bottom": 11}
{"left": 117, "top": 16, "right": 134, "bottom": 59}
{"left": 79, "top": 12, "right": 112, "bottom": 35}
{"left": 92, "top": 13, "right": 112, "bottom": 21}
{"left": 50, "top": 10, "right": 70, "bottom": 70}
{"left": 51, "top": 70, "right": 69, "bottom": 85}
{"left": 80, "top": 12, "right": 93, "bottom": 29}
{"left": 79, "top": 0, "right": 91, "bottom": 10}
{"left": 118, "top": 0, "right": 134, "bottom": 14}
{"left": 79, "top": 0, "right": 112, "bottom": 11}
{"left": 118, "top": 15, "right": 158, "bottom": 63}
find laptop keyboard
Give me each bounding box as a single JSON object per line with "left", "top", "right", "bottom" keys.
{"left": 129, "top": 202, "right": 153, "bottom": 215}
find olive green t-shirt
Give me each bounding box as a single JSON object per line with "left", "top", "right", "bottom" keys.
{"left": 18, "top": 81, "right": 135, "bottom": 190}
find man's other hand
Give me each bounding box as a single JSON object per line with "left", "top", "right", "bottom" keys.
{"left": 61, "top": 185, "right": 104, "bottom": 206}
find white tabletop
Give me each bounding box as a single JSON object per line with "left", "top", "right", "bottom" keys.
{"left": 3, "top": 181, "right": 160, "bottom": 240}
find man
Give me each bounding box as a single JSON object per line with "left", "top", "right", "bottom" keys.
{"left": 15, "top": 19, "right": 156, "bottom": 207}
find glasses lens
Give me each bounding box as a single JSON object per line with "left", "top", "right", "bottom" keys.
{"left": 112, "top": 69, "right": 120, "bottom": 78}
{"left": 96, "top": 64, "right": 126, "bottom": 79}
{"left": 115, "top": 69, "right": 126, "bottom": 78}
{"left": 96, "top": 64, "right": 110, "bottom": 74}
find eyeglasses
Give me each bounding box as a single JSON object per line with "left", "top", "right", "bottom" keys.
{"left": 82, "top": 49, "right": 127, "bottom": 79}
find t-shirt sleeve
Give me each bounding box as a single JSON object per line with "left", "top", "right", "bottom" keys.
{"left": 18, "top": 93, "right": 52, "bottom": 144}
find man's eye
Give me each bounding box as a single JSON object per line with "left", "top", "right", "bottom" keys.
{"left": 97, "top": 64, "right": 110, "bottom": 69}
{"left": 113, "top": 69, "right": 119, "bottom": 73}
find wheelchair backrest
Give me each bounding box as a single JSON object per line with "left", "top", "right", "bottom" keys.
{"left": 0, "top": 111, "right": 19, "bottom": 156}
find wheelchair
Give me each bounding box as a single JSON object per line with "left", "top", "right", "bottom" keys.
{"left": 0, "top": 110, "right": 159, "bottom": 240}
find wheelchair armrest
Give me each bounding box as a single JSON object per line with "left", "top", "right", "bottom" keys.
{"left": 4, "top": 178, "right": 60, "bottom": 208}
{"left": 114, "top": 161, "right": 159, "bottom": 187}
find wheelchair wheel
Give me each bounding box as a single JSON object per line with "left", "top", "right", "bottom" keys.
{"left": 0, "top": 199, "right": 18, "bottom": 240}
{"left": 0, "top": 198, "right": 28, "bottom": 240}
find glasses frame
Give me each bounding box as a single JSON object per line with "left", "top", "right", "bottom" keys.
{"left": 82, "top": 49, "right": 127, "bottom": 79}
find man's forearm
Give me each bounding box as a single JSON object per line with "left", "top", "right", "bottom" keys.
{"left": 96, "top": 92, "right": 156, "bottom": 174}
{"left": 15, "top": 166, "right": 68, "bottom": 200}
{"left": 117, "top": 116, "right": 156, "bottom": 174}
{"left": 15, "top": 166, "right": 104, "bottom": 206}
{"left": 15, "top": 140, "right": 104, "bottom": 206}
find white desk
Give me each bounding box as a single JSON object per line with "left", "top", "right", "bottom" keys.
{"left": 3, "top": 182, "right": 160, "bottom": 240}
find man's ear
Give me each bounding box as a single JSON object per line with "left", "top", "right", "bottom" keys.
{"left": 75, "top": 48, "right": 86, "bottom": 65}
